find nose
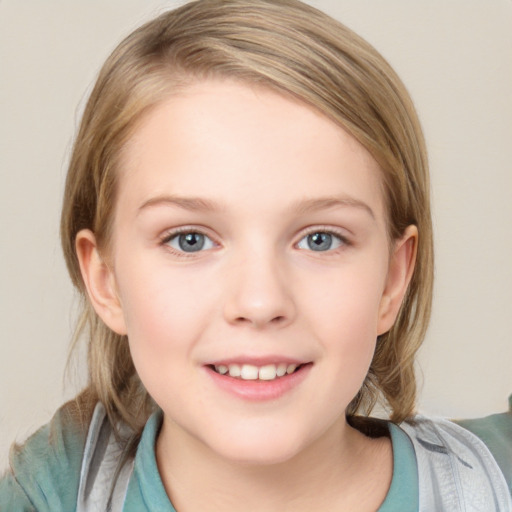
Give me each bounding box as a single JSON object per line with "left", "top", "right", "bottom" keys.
{"left": 223, "top": 249, "right": 296, "bottom": 329}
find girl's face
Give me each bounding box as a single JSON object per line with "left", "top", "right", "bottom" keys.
{"left": 82, "top": 80, "right": 415, "bottom": 465}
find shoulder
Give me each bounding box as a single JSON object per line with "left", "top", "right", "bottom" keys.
{"left": 0, "top": 395, "right": 94, "bottom": 512}
{"left": 454, "top": 396, "right": 512, "bottom": 494}
{"left": 400, "top": 407, "right": 512, "bottom": 511}
{"left": 76, "top": 401, "right": 137, "bottom": 511}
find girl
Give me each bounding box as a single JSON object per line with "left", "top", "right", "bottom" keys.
{"left": 1, "top": 1, "right": 511, "bottom": 510}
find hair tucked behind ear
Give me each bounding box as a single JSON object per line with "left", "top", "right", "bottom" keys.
{"left": 62, "top": 0, "right": 432, "bottom": 432}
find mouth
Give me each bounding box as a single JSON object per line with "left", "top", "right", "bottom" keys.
{"left": 204, "top": 357, "right": 313, "bottom": 400}
{"left": 208, "top": 362, "right": 306, "bottom": 381}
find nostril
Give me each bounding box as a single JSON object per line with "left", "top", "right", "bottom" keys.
{"left": 233, "top": 315, "right": 286, "bottom": 326}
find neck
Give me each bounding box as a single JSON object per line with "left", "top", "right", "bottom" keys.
{"left": 156, "top": 415, "right": 392, "bottom": 512}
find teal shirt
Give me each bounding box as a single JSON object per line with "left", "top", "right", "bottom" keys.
{"left": 122, "top": 416, "right": 419, "bottom": 511}
{"left": 0, "top": 405, "right": 87, "bottom": 511}
{"left": 1, "top": 400, "right": 511, "bottom": 511}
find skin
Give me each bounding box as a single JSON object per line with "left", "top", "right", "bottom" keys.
{"left": 76, "top": 80, "right": 417, "bottom": 511}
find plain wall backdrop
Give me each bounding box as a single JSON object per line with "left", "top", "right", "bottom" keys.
{"left": 1, "top": 0, "right": 511, "bottom": 470}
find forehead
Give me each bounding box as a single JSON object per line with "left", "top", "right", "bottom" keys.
{"left": 117, "top": 79, "right": 386, "bottom": 222}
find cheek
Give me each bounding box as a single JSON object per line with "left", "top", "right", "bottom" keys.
{"left": 115, "top": 270, "right": 208, "bottom": 410}
{"left": 302, "top": 260, "right": 386, "bottom": 339}
{"left": 314, "top": 290, "right": 383, "bottom": 416}
{"left": 297, "top": 256, "right": 388, "bottom": 383}
{"left": 114, "top": 257, "right": 216, "bottom": 372}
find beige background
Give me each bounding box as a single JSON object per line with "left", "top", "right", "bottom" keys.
{"left": 1, "top": 0, "right": 511, "bottom": 470}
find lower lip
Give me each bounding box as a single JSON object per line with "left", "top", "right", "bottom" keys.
{"left": 204, "top": 364, "right": 312, "bottom": 401}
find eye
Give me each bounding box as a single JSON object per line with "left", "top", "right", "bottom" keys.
{"left": 165, "top": 231, "right": 216, "bottom": 253}
{"left": 297, "top": 231, "right": 345, "bottom": 252}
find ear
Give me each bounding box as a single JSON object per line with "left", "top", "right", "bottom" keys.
{"left": 75, "top": 229, "right": 127, "bottom": 335}
{"left": 377, "top": 225, "right": 418, "bottom": 335}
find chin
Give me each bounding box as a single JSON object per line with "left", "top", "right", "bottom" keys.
{"left": 203, "top": 423, "right": 311, "bottom": 466}
{"left": 216, "top": 444, "right": 304, "bottom": 467}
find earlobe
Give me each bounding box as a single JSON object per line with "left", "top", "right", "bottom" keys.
{"left": 377, "top": 225, "right": 418, "bottom": 335}
{"left": 75, "top": 229, "right": 127, "bottom": 335}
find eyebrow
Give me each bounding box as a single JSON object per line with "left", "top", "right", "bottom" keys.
{"left": 138, "top": 195, "right": 222, "bottom": 213}
{"left": 138, "top": 194, "right": 375, "bottom": 218}
{"left": 291, "top": 196, "right": 375, "bottom": 218}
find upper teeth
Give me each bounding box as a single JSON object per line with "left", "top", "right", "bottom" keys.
{"left": 214, "top": 363, "right": 299, "bottom": 380}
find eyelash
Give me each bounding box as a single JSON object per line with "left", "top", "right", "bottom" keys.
{"left": 296, "top": 226, "right": 351, "bottom": 255}
{"left": 160, "top": 227, "right": 218, "bottom": 259}
{"left": 159, "top": 226, "right": 351, "bottom": 258}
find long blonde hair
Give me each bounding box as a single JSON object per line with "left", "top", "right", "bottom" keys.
{"left": 61, "top": 0, "right": 433, "bottom": 431}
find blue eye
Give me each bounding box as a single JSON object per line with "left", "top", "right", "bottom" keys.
{"left": 297, "top": 231, "right": 344, "bottom": 252}
{"left": 166, "top": 232, "right": 215, "bottom": 253}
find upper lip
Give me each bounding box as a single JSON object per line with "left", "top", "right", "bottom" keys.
{"left": 204, "top": 355, "right": 310, "bottom": 366}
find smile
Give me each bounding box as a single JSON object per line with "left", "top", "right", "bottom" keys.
{"left": 205, "top": 361, "right": 312, "bottom": 401}
{"left": 212, "top": 363, "right": 301, "bottom": 381}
